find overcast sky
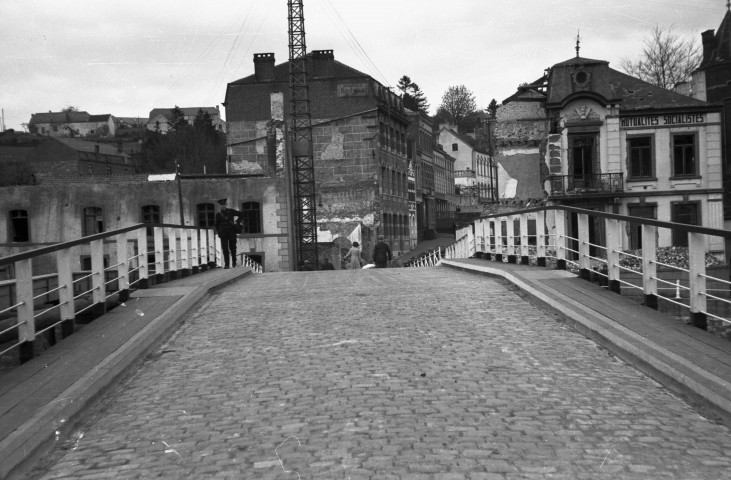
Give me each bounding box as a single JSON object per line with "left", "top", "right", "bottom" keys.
{"left": 0, "top": 0, "right": 726, "bottom": 131}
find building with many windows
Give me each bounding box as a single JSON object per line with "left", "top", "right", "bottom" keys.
{"left": 507, "top": 53, "right": 724, "bottom": 256}
{"left": 438, "top": 125, "right": 493, "bottom": 210}
{"left": 224, "top": 50, "right": 411, "bottom": 263}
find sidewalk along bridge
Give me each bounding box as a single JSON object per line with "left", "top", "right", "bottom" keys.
{"left": 410, "top": 205, "right": 731, "bottom": 339}
{"left": 0, "top": 224, "right": 262, "bottom": 366}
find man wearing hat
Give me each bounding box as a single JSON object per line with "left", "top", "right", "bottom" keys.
{"left": 214, "top": 198, "right": 244, "bottom": 269}
{"left": 372, "top": 234, "right": 392, "bottom": 269}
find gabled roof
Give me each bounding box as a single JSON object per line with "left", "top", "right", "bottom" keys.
{"left": 54, "top": 137, "right": 128, "bottom": 157}
{"left": 88, "top": 114, "right": 114, "bottom": 122}
{"left": 439, "top": 126, "right": 488, "bottom": 154}
{"left": 29, "top": 111, "right": 91, "bottom": 124}
{"left": 606, "top": 68, "right": 710, "bottom": 111}
{"left": 228, "top": 53, "right": 370, "bottom": 85}
{"left": 700, "top": 9, "right": 731, "bottom": 68}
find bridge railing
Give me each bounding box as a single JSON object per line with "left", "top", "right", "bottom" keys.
{"left": 0, "top": 224, "right": 262, "bottom": 364}
{"left": 443, "top": 206, "right": 731, "bottom": 335}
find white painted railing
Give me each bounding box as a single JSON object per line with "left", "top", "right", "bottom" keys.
{"left": 442, "top": 206, "right": 731, "bottom": 335}
{"left": 0, "top": 224, "right": 262, "bottom": 364}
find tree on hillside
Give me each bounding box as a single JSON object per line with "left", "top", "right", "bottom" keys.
{"left": 140, "top": 108, "right": 226, "bottom": 174}
{"left": 397, "top": 75, "right": 430, "bottom": 113}
{"left": 435, "top": 85, "right": 477, "bottom": 128}
{"left": 619, "top": 25, "right": 701, "bottom": 90}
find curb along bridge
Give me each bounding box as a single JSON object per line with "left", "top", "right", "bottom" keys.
{"left": 1, "top": 206, "right": 731, "bottom": 479}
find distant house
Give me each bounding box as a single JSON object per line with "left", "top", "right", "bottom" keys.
{"left": 25, "top": 137, "right": 134, "bottom": 176}
{"left": 146, "top": 107, "right": 225, "bottom": 134}
{"left": 28, "top": 111, "right": 116, "bottom": 138}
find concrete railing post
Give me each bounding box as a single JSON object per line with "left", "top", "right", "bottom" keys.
{"left": 137, "top": 228, "right": 150, "bottom": 288}
{"left": 577, "top": 213, "right": 591, "bottom": 280}
{"left": 16, "top": 258, "right": 35, "bottom": 363}
{"left": 520, "top": 214, "right": 529, "bottom": 265}
{"left": 688, "top": 232, "right": 708, "bottom": 330}
{"left": 536, "top": 210, "right": 547, "bottom": 267}
{"left": 167, "top": 227, "right": 179, "bottom": 280}
{"left": 191, "top": 228, "right": 200, "bottom": 273}
{"left": 90, "top": 238, "right": 106, "bottom": 318}
{"left": 56, "top": 248, "right": 76, "bottom": 338}
{"left": 506, "top": 216, "right": 517, "bottom": 264}
{"left": 605, "top": 218, "right": 622, "bottom": 293}
{"left": 554, "top": 209, "right": 567, "bottom": 270}
{"left": 642, "top": 224, "right": 658, "bottom": 310}
{"left": 179, "top": 228, "right": 191, "bottom": 277}
{"left": 153, "top": 226, "right": 165, "bottom": 283}
{"left": 115, "top": 232, "right": 130, "bottom": 303}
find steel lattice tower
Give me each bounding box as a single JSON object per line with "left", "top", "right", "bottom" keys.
{"left": 288, "top": 0, "right": 318, "bottom": 270}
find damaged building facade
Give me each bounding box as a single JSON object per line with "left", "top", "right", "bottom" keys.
{"left": 503, "top": 54, "right": 724, "bottom": 256}
{"left": 224, "top": 50, "right": 411, "bottom": 264}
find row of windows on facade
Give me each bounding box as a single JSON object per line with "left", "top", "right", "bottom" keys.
{"left": 381, "top": 212, "right": 410, "bottom": 239}
{"left": 570, "top": 132, "right": 700, "bottom": 180}
{"left": 380, "top": 121, "right": 407, "bottom": 156}
{"left": 382, "top": 167, "right": 408, "bottom": 197}
{"left": 7, "top": 202, "right": 262, "bottom": 243}
{"left": 627, "top": 202, "right": 700, "bottom": 249}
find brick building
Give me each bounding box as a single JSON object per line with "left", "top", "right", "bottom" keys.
{"left": 224, "top": 50, "right": 411, "bottom": 263}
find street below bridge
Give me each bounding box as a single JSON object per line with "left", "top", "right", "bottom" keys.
{"left": 26, "top": 267, "right": 731, "bottom": 479}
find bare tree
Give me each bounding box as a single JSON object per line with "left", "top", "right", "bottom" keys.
{"left": 436, "top": 85, "right": 477, "bottom": 127}
{"left": 619, "top": 25, "right": 701, "bottom": 90}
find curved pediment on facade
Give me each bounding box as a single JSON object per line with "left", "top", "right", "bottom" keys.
{"left": 560, "top": 100, "right": 606, "bottom": 128}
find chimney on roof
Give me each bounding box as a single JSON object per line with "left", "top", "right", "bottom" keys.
{"left": 254, "top": 53, "right": 275, "bottom": 81}
{"left": 701, "top": 29, "right": 716, "bottom": 65}
{"left": 312, "top": 49, "right": 334, "bottom": 77}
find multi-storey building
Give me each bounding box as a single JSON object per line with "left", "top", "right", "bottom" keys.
{"left": 406, "top": 110, "right": 456, "bottom": 242}
{"left": 509, "top": 54, "right": 724, "bottom": 256}
{"left": 438, "top": 125, "right": 492, "bottom": 208}
{"left": 224, "top": 50, "right": 411, "bottom": 261}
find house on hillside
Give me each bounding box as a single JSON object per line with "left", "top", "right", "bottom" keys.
{"left": 25, "top": 137, "right": 134, "bottom": 176}
{"left": 224, "top": 50, "right": 411, "bottom": 266}
{"left": 147, "top": 107, "right": 225, "bottom": 134}
{"left": 505, "top": 53, "right": 724, "bottom": 257}
{"left": 28, "top": 111, "right": 116, "bottom": 138}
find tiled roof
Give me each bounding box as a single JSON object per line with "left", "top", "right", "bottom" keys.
{"left": 88, "top": 114, "right": 113, "bottom": 122}
{"left": 606, "top": 68, "right": 710, "bottom": 111}
{"left": 54, "top": 137, "right": 128, "bottom": 157}
{"left": 228, "top": 53, "right": 370, "bottom": 85}
{"left": 29, "top": 111, "right": 91, "bottom": 124}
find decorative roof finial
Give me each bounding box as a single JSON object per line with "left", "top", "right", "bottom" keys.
{"left": 576, "top": 29, "right": 581, "bottom": 58}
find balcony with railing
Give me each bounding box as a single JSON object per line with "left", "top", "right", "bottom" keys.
{"left": 548, "top": 173, "right": 624, "bottom": 198}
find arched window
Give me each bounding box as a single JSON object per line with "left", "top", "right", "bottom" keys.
{"left": 241, "top": 202, "right": 262, "bottom": 234}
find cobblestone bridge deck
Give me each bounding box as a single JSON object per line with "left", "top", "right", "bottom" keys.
{"left": 2, "top": 261, "right": 731, "bottom": 479}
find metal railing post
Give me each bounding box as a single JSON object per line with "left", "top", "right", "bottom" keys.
{"left": 90, "top": 238, "right": 106, "bottom": 317}
{"left": 536, "top": 210, "right": 547, "bottom": 267}
{"left": 577, "top": 213, "right": 591, "bottom": 280}
{"left": 605, "top": 218, "right": 622, "bottom": 293}
{"left": 688, "top": 232, "right": 708, "bottom": 329}
{"left": 115, "top": 232, "right": 130, "bottom": 302}
{"left": 642, "top": 224, "right": 658, "bottom": 310}
{"left": 16, "top": 258, "right": 35, "bottom": 363}
{"left": 56, "top": 248, "right": 76, "bottom": 337}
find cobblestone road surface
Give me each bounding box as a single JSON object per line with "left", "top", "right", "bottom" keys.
{"left": 29, "top": 268, "right": 731, "bottom": 479}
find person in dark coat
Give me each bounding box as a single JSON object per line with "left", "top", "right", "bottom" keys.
{"left": 214, "top": 198, "right": 244, "bottom": 269}
{"left": 372, "top": 235, "right": 392, "bottom": 268}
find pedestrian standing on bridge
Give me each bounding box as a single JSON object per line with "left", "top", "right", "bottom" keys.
{"left": 214, "top": 198, "right": 244, "bottom": 269}
{"left": 372, "top": 235, "right": 392, "bottom": 268}
{"left": 343, "top": 241, "right": 362, "bottom": 270}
